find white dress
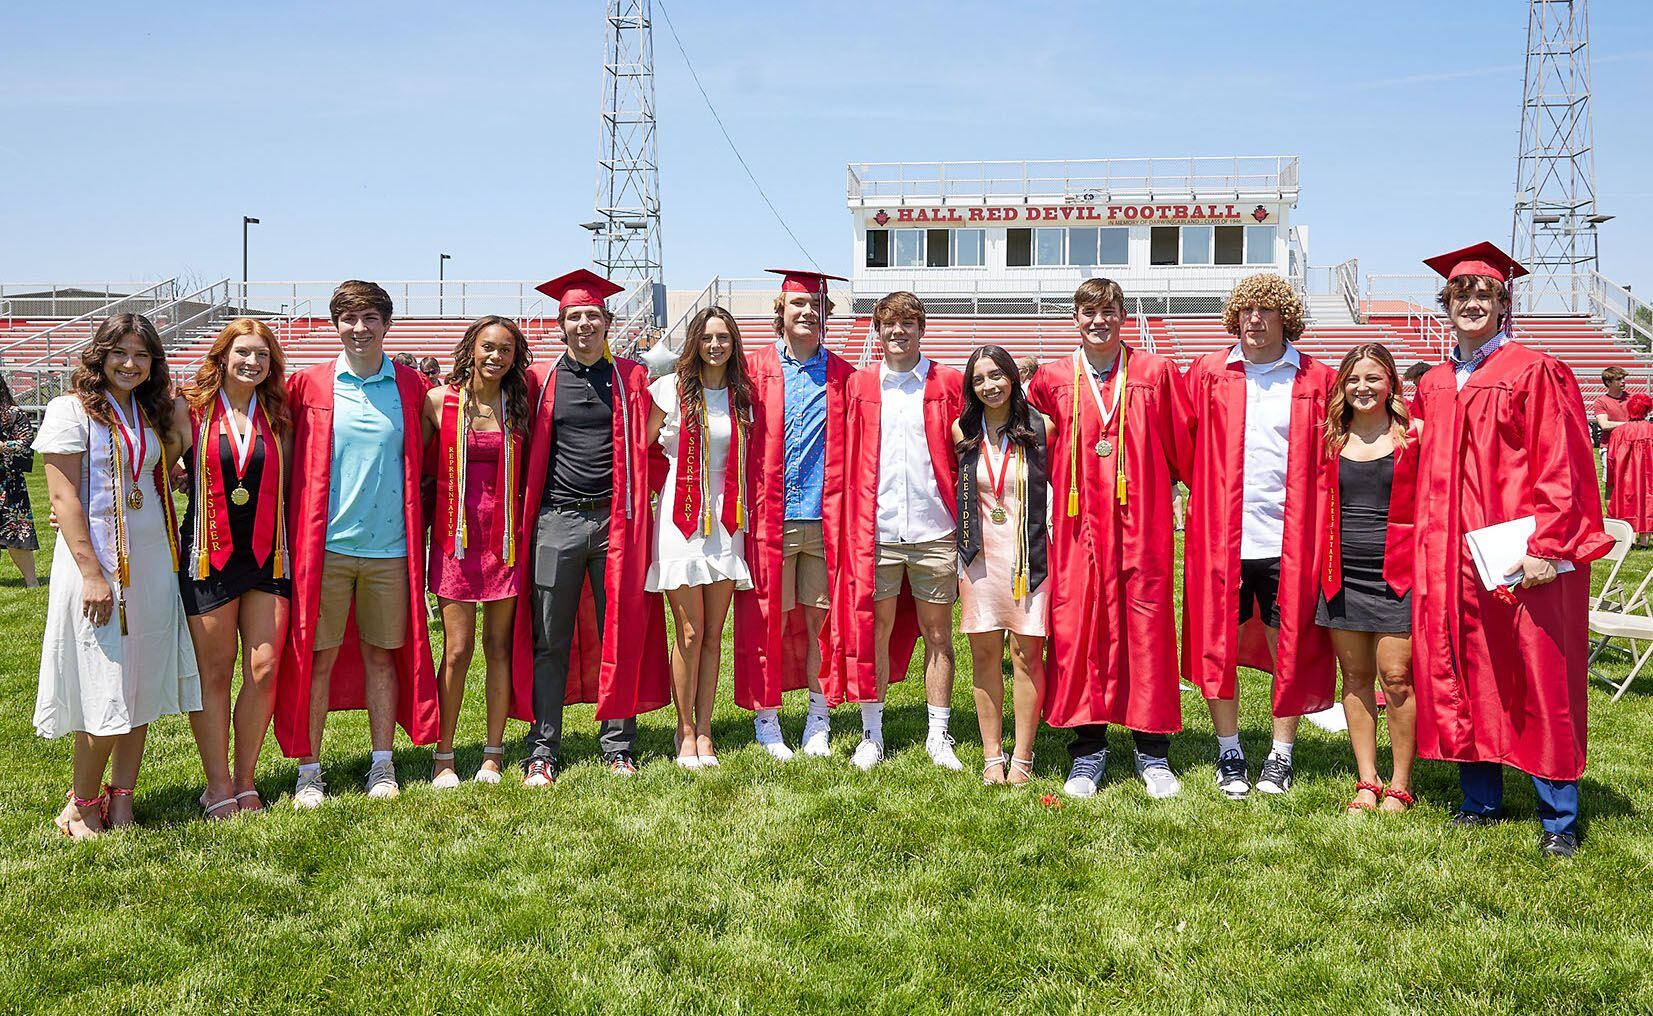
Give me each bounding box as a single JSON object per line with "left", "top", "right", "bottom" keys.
{"left": 32, "top": 396, "right": 200, "bottom": 738}
{"left": 646, "top": 376, "right": 753, "bottom": 592}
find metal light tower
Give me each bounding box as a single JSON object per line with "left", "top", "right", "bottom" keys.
{"left": 1511, "top": 0, "right": 1610, "bottom": 314}
{"left": 593, "top": 0, "right": 664, "bottom": 322}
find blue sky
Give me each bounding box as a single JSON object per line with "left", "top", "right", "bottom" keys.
{"left": 3, "top": 1, "right": 1649, "bottom": 293}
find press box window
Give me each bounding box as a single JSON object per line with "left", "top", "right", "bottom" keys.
{"left": 926, "top": 229, "right": 950, "bottom": 268}
{"left": 1245, "top": 225, "right": 1276, "bottom": 265}
{"left": 1034, "top": 228, "right": 1065, "bottom": 267}
{"left": 1007, "top": 228, "right": 1032, "bottom": 267}
{"left": 1097, "top": 227, "right": 1128, "bottom": 265}
{"left": 1214, "top": 226, "right": 1244, "bottom": 266}
{"left": 1150, "top": 226, "right": 1180, "bottom": 266}
{"left": 893, "top": 229, "right": 925, "bottom": 269}
{"left": 951, "top": 229, "right": 985, "bottom": 267}
{"left": 1181, "top": 226, "right": 1214, "bottom": 266}
{"left": 865, "top": 229, "right": 890, "bottom": 268}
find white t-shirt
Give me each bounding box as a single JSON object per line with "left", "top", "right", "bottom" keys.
{"left": 875, "top": 357, "right": 953, "bottom": 545}
{"left": 1231, "top": 344, "right": 1301, "bottom": 560}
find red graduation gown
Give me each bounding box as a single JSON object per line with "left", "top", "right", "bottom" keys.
{"left": 829, "top": 360, "right": 963, "bottom": 705}
{"left": 1180, "top": 349, "right": 1337, "bottom": 715}
{"left": 508, "top": 355, "right": 671, "bottom": 722}
{"left": 1316, "top": 441, "right": 1418, "bottom": 602}
{"left": 1412, "top": 342, "right": 1612, "bottom": 781}
{"left": 1606, "top": 419, "right": 1653, "bottom": 533}
{"left": 1027, "top": 348, "right": 1189, "bottom": 732}
{"left": 730, "top": 342, "right": 854, "bottom": 711}
{"left": 274, "top": 360, "right": 439, "bottom": 757}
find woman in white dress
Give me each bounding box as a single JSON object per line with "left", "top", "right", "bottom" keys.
{"left": 34, "top": 313, "right": 200, "bottom": 838}
{"left": 645, "top": 307, "right": 755, "bottom": 768}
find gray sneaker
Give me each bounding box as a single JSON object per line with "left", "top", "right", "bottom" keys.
{"left": 365, "top": 759, "right": 400, "bottom": 800}
{"left": 293, "top": 769, "right": 327, "bottom": 810}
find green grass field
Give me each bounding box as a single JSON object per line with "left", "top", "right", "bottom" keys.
{"left": 2, "top": 463, "right": 1650, "bottom": 1015}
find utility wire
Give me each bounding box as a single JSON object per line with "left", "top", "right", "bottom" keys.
{"left": 653, "top": 0, "right": 822, "bottom": 272}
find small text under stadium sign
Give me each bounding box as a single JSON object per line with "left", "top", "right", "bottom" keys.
{"left": 869, "top": 203, "right": 1280, "bottom": 227}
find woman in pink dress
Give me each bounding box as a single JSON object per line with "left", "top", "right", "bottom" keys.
{"left": 421, "top": 315, "right": 530, "bottom": 788}
{"left": 951, "top": 345, "right": 1051, "bottom": 786}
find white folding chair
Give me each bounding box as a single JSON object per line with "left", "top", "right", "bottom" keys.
{"left": 1588, "top": 553, "right": 1653, "bottom": 702}
{"left": 1590, "top": 519, "right": 1636, "bottom": 612}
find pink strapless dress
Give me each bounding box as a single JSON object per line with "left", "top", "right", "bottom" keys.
{"left": 428, "top": 429, "right": 516, "bottom": 602}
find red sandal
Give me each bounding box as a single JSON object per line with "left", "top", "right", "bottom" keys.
{"left": 56, "top": 790, "right": 109, "bottom": 838}
{"left": 1382, "top": 786, "right": 1416, "bottom": 811}
{"left": 101, "top": 783, "right": 134, "bottom": 827}
{"left": 1345, "top": 780, "right": 1384, "bottom": 813}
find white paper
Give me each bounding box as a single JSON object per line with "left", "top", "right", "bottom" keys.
{"left": 1464, "top": 515, "right": 1574, "bottom": 591}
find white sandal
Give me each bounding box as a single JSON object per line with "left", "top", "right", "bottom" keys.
{"left": 1008, "top": 752, "right": 1035, "bottom": 786}
{"left": 431, "top": 751, "right": 460, "bottom": 790}
{"left": 982, "top": 753, "right": 1009, "bottom": 785}
{"left": 234, "top": 789, "right": 264, "bottom": 813}
{"left": 474, "top": 746, "right": 505, "bottom": 785}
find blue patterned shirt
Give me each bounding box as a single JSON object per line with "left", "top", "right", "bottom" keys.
{"left": 778, "top": 339, "right": 828, "bottom": 520}
{"left": 1448, "top": 331, "right": 1509, "bottom": 390}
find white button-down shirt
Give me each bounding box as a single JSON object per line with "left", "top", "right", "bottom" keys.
{"left": 876, "top": 356, "right": 954, "bottom": 544}
{"left": 1227, "top": 342, "right": 1301, "bottom": 560}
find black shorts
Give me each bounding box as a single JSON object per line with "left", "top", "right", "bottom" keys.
{"left": 1238, "top": 557, "right": 1282, "bottom": 629}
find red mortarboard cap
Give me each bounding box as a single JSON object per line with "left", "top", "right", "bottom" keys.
{"left": 535, "top": 269, "right": 624, "bottom": 311}
{"left": 1422, "top": 241, "right": 1529, "bottom": 284}
{"left": 766, "top": 268, "right": 847, "bottom": 295}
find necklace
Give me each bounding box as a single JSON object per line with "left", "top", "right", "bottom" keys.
{"left": 979, "top": 425, "right": 1016, "bottom": 525}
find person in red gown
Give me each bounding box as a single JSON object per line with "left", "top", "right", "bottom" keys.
{"left": 1026, "top": 278, "right": 1189, "bottom": 800}
{"left": 422, "top": 315, "right": 531, "bottom": 788}
{"left": 509, "top": 270, "right": 669, "bottom": 784}
{"left": 1605, "top": 392, "right": 1653, "bottom": 544}
{"left": 732, "top": 270, "right": 854, "bottom": 760}
{"left": 278, "top": 280, "right": 439, "bottom": 807}
{"left": 1181, "top": 273, "right": 1336, "bottom": 800}
{"left": 1413, "top": 241, "right": 1613, "bottom": 858}
{"left": 832, "top": 291, "right": 964, "bottom": 772}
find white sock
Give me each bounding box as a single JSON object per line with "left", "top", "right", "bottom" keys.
{"left": 298, "top": 762, "right": 321, "bottom": 778}
{"left": 755, "top": 708, "right": 779, "bottom": 725}
{"left": 371, "top": 750, "right": 393, "bottom": 767}
{"left": 807, "top": 692, "right": 830, "bottom": 719}
{"left": 1216, "top": 734, "right": 1242, "bottom": 758}
{"left": 1270, "top": 739, "right": 1294, "bottom": 762}
{"left": 754, "top": 709, "right": 780, "bottom": 738}
{"left": 860, "top": 702, "right": 884, "bottom": 742}
{"left": 926, "top": 704, "right": 951, "bottom": 737}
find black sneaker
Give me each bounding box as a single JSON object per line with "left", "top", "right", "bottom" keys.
{"left": 1256, "top": 753, "right": 1294, "bottom": 795}
{"left": 1450, "top": 809, "right": 1503, "bottom": 828}
{"left": 603, "top": 751, "right": 639, "bottom": 776}
{"left": 1539, "top": 831, "right": 1578, "bottom": 858}
{"left": 1216, "top": 750, "right": 1249, "bottom": 799}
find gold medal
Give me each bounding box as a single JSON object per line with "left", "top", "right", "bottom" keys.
{"left": 1095, "top": 438, "right": 1113, "bottom": 458}
{"left": 127, "top": 486, "right": 144, "bottom": 511}
{"left": 989, "top": 505, "right": 1008, "bottom": 525}
{"left": 230, "top": 484, "right": 251, "bottom": 507}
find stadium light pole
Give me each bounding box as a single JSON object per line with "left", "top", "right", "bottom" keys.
{"left": 241, "top": 216, "right": 259, "bottom": 306}
{"left": 439, "top": 253, "right": 452, "bottom": 316}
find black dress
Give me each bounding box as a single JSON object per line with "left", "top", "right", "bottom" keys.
{"left": 177, "top": 429, "right": 291, "bottom": 616}
{"left": 1315, "top": 454, "right": 1411, "bottom": 633}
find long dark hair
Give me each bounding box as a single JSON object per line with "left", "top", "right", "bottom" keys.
{"left": 70, "top": 313, "right": 175, "bottom": 435}
{"left": 446, "top": 315, "right": 532, "bottom": 432}
{"left": 958, "top": 345, "right": 1037, "bottom": 452}
{"left": 677, "top": 306, "right": 754, "bottom": 426}
{"left": 1325, "top": 342, "right": 1410, "bottom": 457}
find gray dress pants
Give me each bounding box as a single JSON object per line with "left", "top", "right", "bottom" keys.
{"left": 524, "top": 503, "right": 636, "bottom": 762}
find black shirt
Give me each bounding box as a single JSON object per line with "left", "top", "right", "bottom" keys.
{"left": 544, "top": 353, "right": 615, "bottom": 506}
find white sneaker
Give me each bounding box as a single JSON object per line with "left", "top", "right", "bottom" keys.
{"left": 850, "top": 736, "right": 884, "bottom": 771}
{"left": 292, "top": 769, "right": 326, "bottom": 810}
{"left": 925, "top": 731, "right": 964, "bottom": 771}
{"left": 801, "top": 712, "right": 832, "bottom": 757}
{"left": 754, "top": 714, "right": 794, "bottom": 761}
{"left": 365, "top": 760, "right": 400, "bottom": 800}
{"left": 1135, "top": 753, "right": 1183, "bottom": 799}
{"left": 1063, "top": 750, "right": 1106, "bottom": 798}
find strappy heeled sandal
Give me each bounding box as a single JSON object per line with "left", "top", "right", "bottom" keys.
{"left": 431, "top": 751, "right": 461, "bottom": 790}
{"left": 103, "top": 783, "right": 134, "bottom": 826}
{"left": 1382, "top": 786, "right": 1416, "bottom": 812}
{"left": 1346, "top": 780, "right": 1384, "bottom": 813}
{"left": 475, "top": 745, "right": 505, "bottom": 785}
{"left": 1007, "top": 753, "right": 1036, "bottom": 787}
{"left": 982, "top": 753, "right": 1009, "bottom": 785}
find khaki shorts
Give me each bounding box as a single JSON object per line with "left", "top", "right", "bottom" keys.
{"left": 316, "top": 552, "right": 409, "bottom": 651}
{"left": 781, "top": 521, "right": 830, "bottom": 611}
{"left": 875, "top": 538, "right": 958, "bottom": 604}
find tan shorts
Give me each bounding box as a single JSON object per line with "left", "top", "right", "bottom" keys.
{"left": 781, "top": 521, "right": 830, "bottom": 611}
{"left": 875, "top": 538, "right": 958, "bottom": 604}
{"left": 316, "top": 552, "right": 409, "bottom": 651}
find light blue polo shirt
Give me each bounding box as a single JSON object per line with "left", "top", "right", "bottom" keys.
{"left": 324, "top": 353, "right": 407, "bottom": 557}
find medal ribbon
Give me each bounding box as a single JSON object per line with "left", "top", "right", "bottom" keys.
{"left": 979, "top": 426, "right": 1013, "bottom": 512}
{"left": 1067, "top": 347, "right": 1129, "bottom": 515}
{"left": 107, "top": 393, "right": 144, "bottom": 490}
{"left": 218, "top": 390, "right": 257, "bottom": 480}
{"left": 192, "top": 396, "right": 282, "bottom": 578}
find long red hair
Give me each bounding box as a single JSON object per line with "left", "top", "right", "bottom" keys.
{"left": 183, "top": 318, "right": 291, "bottom": 438}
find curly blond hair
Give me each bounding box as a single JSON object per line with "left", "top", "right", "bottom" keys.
{"left": 1222, "top": 273, "right": 1305, "bottom": 342}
